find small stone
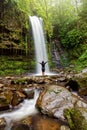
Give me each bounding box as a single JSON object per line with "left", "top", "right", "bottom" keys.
{"left": 61, "top": 125, "right": 70, "bottom": 130}
{"left": 0, "top": 84, "right": 4, "bottom": 88}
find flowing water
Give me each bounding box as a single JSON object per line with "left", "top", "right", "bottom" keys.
{"left": 29, "top": 16, "right": 49, "bottom": 74}
{"left": 0, "top": 89, "right": 40, "bottom": 130}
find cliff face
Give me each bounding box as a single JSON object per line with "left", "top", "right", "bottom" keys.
{"left": 0, "top": 0, "right": 28, "bottom": 55}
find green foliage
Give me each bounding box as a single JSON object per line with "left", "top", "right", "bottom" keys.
{"left": 79, "top": 50, "right": 87, "bottom": 62}
{"left": 60, "top": 28, "right": 82, "bottom": 48}
{"left": 0, "top": 56, "right": 34, "bottom": 76}
{"left": 64, "top": 109, "right": 74, "bottom": 129}
{"left": 75, "top": 49, "right": 87, "bottom": 71}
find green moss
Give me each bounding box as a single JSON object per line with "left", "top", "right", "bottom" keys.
{"left": 47, "top": 89, "right": 62, "bottom": 94}
{"left": 71, "top": 108, "right": 87, "bottom": 130}
{"left": 64, "top": 109, "right": 74, "bottom": 129}
{"left": 75, "top": 49, "right": 87, "bottom": 71}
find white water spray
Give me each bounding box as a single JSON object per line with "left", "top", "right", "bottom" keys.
{"left": 29, "top": 16, "right": 49, "bottom": 74}
{"left": 0, "top": 89, "right": 39, "bottom": 130}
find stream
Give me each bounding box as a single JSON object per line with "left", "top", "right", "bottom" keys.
{"left": 0, "top": 89, "right": 39, "bottom": 130}
{"left": 0, "top": 88, "right": 63, "bottom": 130}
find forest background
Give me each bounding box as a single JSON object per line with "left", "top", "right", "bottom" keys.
{"left": 0, "top": 0, "right": 87, "bottom": 75}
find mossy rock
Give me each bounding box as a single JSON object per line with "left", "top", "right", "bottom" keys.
{"left": 64, "top": 108, "right": 87, "bottom": 130}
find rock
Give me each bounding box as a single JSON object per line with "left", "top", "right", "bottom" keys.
{"left": 81, "top": 68, "right": 87, "bottom": 73}
{"left": 0, "top": 104, "right": 9, "bottom": 111}
{"left": 64, "top": 98, "right": 87, "bottom": 130}
{"left": 11, "top": 80, "right": 15, "bottom": 85}
{"left": 11, "top": 91, "right": 26, "bottom": 107}
{"left": 11, "top": 123, "right": 30, "bottom": 130}
{"left": 23, "top": 88, "right": 34, "bottom": 99}
{"left": 74, "top": 71, "right": 87, "bottom": 96}
{"left": 65, "top": 80, "right": 79, "bottom": 92}
{"left": 64, "top": 107, "right": 87, "bottom": 130}
{"left": 5, "top": 76, "right": 14, "bottom": 80}
{"left": 75, "top": 100, "right": 87, "bottom": 108}
{"left": 36, "top": 85, "right": 78, "bottom": 120}
{"left": 0, "top": 118, "right": 6, "bottom": 130}
{"left": 61, "top": 125, "right": 70, "bottom": 130}
{"left": 0, "top": 90, "right": 13, "bottom": 111}
{"left": 0, "top": 84, "right": 4, "bottom": 88}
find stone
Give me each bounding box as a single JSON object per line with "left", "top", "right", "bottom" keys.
{"left": 0, "top": 90, "right": 13, "bottom": 111}
{"left": 11, "top": 123, "right": 30, "bottom": 130}
{"left": 0, "top": 84, "right": 4, "bottom": 88}
{"left": 61, "top": 125, "right": 70, "bottom": 130}
{"left": 11, "top": 91, "right": 26, "bottom": 107}
{"left": 36, "top": 85, "right": 78, "bottom": 120}
{"left": 23, "top": 88, "right": 34, "bottom": 99}
{"left": 0, "top": 118, "right": 6, "bottom": 130}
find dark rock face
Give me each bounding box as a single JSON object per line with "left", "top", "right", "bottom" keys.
{"left": 65, "top": 80, "right": 79, "bottom": 92}
{"left": 74, "top": 72, "right": 87, "bottom": 96}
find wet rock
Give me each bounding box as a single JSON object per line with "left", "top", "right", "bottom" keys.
{"left": 11, "top": 123, "right": 30, "bottom": 130}
{"left": 0, "top": 90, "right": 12, "bottom": 111}
{"left": 0, "top": 118, "right": 6, "bottom": 130}
{"left": 24, "top": 77, "right": 37, "bottom": 84}
{"left": 0, "top": 104, "right": 9, "bottom": 111}
{"left": 23, "top": 88, "right": 34, "bottom": 99}
{"left": 36, "top": 85, "right": 78, "bottom": 120}
{"left": 11, "top": 91, "right": 26, "bottom": 107}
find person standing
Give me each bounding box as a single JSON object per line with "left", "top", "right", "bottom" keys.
{"left": 39, "top": 61, "right": 47, "bottom": 76}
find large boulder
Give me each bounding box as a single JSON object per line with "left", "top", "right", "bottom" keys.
{"left": 36, "top": 85, "right": 78, "bottom": 120}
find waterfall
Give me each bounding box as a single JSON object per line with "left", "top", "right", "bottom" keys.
{"left": 29, "top": 16, "right": 49, "bottom": 74}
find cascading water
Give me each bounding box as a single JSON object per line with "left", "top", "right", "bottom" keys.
{"left": 29, "top": 16, "right": 49, "bottom": 74}
{"left": 0, "top": 89, "right": 40, "bottom": 130}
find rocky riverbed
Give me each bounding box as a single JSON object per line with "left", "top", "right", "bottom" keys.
{"left": 0, "top": 68, "right": 87, "bottom": 130}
